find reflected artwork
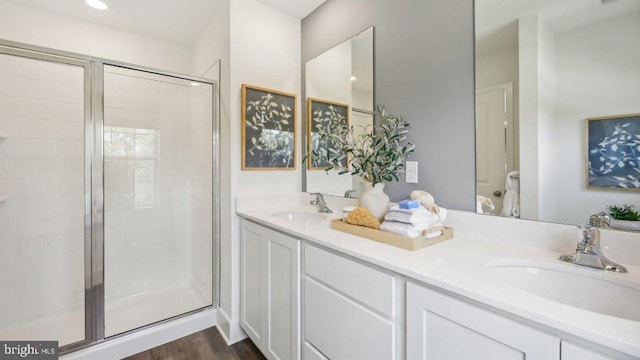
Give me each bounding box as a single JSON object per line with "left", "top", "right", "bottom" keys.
{"left": 307, "top": 98, "right": 349, "bottom": 170}
{"left": 587, "top": 113, "right": 640, "bottom": 190}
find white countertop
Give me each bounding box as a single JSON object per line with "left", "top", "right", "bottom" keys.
{"left": 236, "top": 195, "right": 640, "bottom": 358}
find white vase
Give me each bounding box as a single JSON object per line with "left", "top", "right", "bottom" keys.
{"left": 360, "top": 182, "right": 390, "bottom": 221}
{"left": 610, "top": 219, "right": 640, "bottom": 231}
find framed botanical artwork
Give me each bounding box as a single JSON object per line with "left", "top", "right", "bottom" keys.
{"left": 307, "top": 98, "right": 350, "bottom": 170}
{"left": 586, "top": 113, "right": 640, "bottom": 190}
{"left": 241, "top": 84, "right": 297, "bottom": 170}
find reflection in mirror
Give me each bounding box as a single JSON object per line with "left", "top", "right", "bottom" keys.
{"left": 304, "top": 26, "right": 374, "bottom": 197}
{"left": 475, "top": 0, "right": 640, "bottom": 228}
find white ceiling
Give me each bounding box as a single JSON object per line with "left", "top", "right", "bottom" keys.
{"left": 258, "top": 0, "right": 326, "bottom": 19}
{"left": 7, "top": 0, "right": 326, "bottom": 46}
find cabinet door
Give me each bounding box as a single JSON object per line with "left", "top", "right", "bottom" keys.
{"left": 562, "top": 341, "right": 618, "bottom": 360}
{"left": 266, "top": 231, "right": 300, "bottom": 360}
{"left": 240, "top": 220, "right": 266, "bottom": 347}
{"left": 240, "top": 220, "right": 301, "bottom": 360}
{"left": 406, "top": 282, "right": 559, "bottom": 360}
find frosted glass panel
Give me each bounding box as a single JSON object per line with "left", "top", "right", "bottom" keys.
{"left": 103, "top": 65, "right": 213, "bottom": 337}
{"left": 0, "top": 53, "right": 86, "bottom": 346}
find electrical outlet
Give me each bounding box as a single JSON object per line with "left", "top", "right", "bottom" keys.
{"left": 406, "top": 161, "right": 418, "bottom": 183}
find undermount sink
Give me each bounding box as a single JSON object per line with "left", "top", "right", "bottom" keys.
{"left": 487, "top": 260, "right": 640, "bottom": 322}
{"left": 271, "top": 211, "right": 326, "bottom": 222}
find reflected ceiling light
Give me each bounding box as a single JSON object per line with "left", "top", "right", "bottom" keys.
{"left": 190, "top": 82, "right": 200, "bottom": 86}
{"left": 350, "top": 76, "right": 357, "bottom": 81}
{"left": 86, "top": 0, "right": 108, "bottom": 10}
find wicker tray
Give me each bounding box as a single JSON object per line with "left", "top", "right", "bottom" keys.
{"left": 331, "top": 219, "right": 453, "bottom": 251}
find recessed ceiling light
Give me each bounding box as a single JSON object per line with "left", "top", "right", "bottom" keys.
{"left": 350, "top": 76, "right": 357, "bottom": 81}
{"left": 190, "top": 82, "right": 200, "bottom": 87}
{"left": 86, "top": 0, "right": 108, "bottom": 10}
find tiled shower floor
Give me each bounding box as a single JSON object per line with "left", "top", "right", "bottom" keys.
{"left": 105, "top": 280, "right": 211, "bottom": 337}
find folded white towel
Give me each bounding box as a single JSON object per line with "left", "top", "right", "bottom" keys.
{"left": 380, "top": 220, "right": 443, "bottom": 238}
{"left": 384, "top": 211, "right": 433, "bottom": 225}
{"left": 385, "top": 205, "right": 446, "bottom": 226}
{"left": 384, "top": 206, "right": 441, "bottom": 228}
{"left": 387, "top": 205, "right": 429, "bottom": 214}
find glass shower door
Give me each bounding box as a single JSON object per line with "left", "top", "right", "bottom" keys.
{"left": 103, "top": 65, "right": 213, "bottom": 336}
{"left": 0, "top": 51, "right": 89, "bottom": 347}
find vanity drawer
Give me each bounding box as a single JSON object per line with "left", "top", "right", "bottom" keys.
{"left": 304, "top": 244, "right": 396, "bottom": 317}
{"left": 304, "top": 277, "right": 395, "bottom": 360}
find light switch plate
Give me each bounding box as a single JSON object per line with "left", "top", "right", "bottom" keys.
{"left": 406, "top": 161, "right": 418, "bottom": 183}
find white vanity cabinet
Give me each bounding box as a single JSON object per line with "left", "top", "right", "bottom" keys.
{"left": 237, "top": 210, "right": 637, "bottom": 360}
{"left": 562, "top": 341, "right": 619, "bottom": 360}
{"left": 240, "top": 219, "right": 301, "bottom": 360}
{"left": 406, "top": 282, "right": 559, "bottom": 360}
{"left": 302, "top": 243, "right": 403, "bottom": 360}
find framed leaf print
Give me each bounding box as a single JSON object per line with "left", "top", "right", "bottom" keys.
{"left": 307, "top": 98, "right": 350, "bottom": 170}
{"left": 241, "top": 84, "right": 297, "bottom": 170}
{"left": 587, "top": 113, "right": 640, "bottom": 190}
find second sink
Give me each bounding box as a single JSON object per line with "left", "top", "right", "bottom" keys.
{"left": 487, "top": 260, "right": 640, "bottom": 322}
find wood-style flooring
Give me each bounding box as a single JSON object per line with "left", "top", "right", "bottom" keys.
{"left": 125, "top": 327, "right": 265, "bottom": 360}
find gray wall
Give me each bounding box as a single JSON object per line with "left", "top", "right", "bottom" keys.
{"left": 302, "top": 0, "right": 476, "bottom": 211}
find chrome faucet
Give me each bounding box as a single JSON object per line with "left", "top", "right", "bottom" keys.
{"left": 344, "top": 189, "right": 356, "bottom": 198}
{"left": 559, "top": 224, "right": 627, "bottom": 273}
{"left": 310, "top": 193, "right": 332, "bottom": 213}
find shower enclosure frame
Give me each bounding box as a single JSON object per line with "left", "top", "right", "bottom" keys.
{"left": 0, "top": 39, "right": 221, "bottom": 355}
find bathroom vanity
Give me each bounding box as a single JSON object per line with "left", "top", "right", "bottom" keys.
{"left": 237, "top": 194, "right": 640, "bottom": 360}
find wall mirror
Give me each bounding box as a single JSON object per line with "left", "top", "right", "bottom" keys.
{"left": 304, "top": 26, "right": 374, "bottom": 197}
{"left": 475, "top": 0, "right": 640, "bottom": 228}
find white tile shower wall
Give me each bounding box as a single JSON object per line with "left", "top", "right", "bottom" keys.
{"left": 0, "top": 53, "right": 85, "bottom": 345}
{"left": 104, "top": 70, "right": 193, "bottom": 306}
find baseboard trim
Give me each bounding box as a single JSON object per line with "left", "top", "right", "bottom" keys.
{"left": 216, "top": 307, "right": 247, "bottom": 345}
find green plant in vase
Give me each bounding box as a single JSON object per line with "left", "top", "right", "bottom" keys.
{"left": 606, "top": 204, "right": 640, "bottom": 231}
{"left": 306, "top": 106, "right": 415, "bottom": 219}
{"left": 607, "top": 204, "right": 640, "bottom": 221}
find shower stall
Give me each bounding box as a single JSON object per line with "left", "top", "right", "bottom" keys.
{"left": 0, "top": 41, "right": 219, "bottom": 353}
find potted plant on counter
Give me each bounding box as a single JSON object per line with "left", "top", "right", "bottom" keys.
{"left": 306, "top": 106, "right": 415, "bottom": 220}
{"left": 607, "top": 204, "right": 640, "bottom": 231}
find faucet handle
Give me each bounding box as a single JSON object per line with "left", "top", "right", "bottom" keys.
{"left": 588, "top": 212, "right": 610, "bottom": 228}
{"left": 576, "top": 224, "right": 600, "bottom": 247}
{"left": 309, "top": 192, "right": 324, "bottom": 206}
